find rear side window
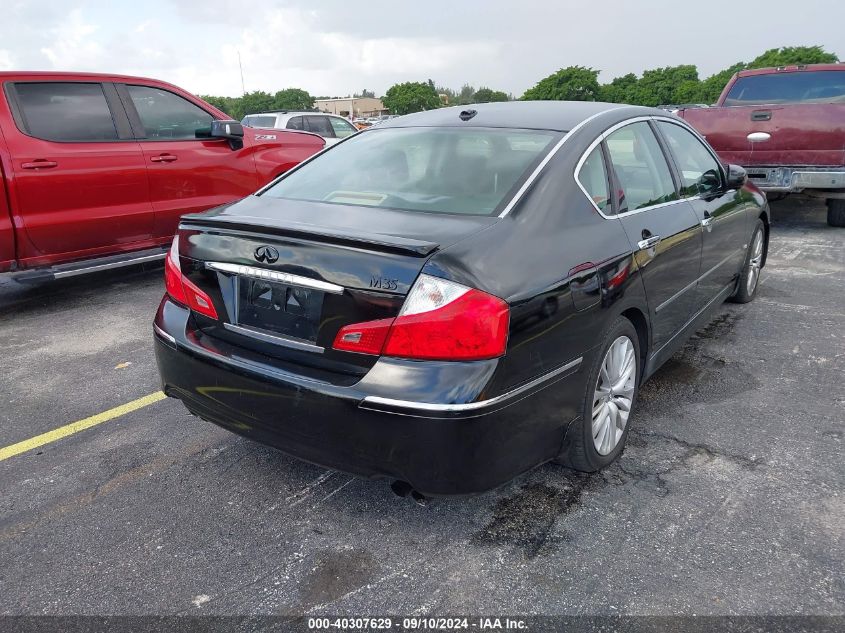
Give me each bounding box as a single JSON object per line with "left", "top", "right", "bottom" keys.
{"left": 245, "top": 115, "right": 277, "bottom": 128}
{"left": 577, "top": 146, "right": 611, "bottom": 213}
{"left": 605, "top": 122, "right": 678, "bottom": 212}
{"left": 13, "top": 82, "right": 118, "bottom": 142}
{"left": 287, "top": 116, "right": 305, "bottom": 130}
{"left": 724, "top": 70, "right": 845, "bottom": 106}
{"left": 657, "top": 121, "right": 722, "bottom": 197}
{"left": 305, "top": 116, "right": 335, "bottom": 138}
{"left": 126, "top": 85, "right": 213, "bottom": 140}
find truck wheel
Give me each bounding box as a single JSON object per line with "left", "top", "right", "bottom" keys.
{"left": 827, "top": 199, "right": 845, "bottom": 227}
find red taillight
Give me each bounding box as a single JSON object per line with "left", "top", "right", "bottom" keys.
{"left": 164, "top": 236, "right": 218, "bottom": 320}
{"left": 333, "top": 318, "right": 394, "bottom": 355}
{"left": 331, "top": 274, "right": 509, "bottom": 361}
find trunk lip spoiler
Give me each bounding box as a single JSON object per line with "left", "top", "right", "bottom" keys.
{"left": 179, "top": 216, "right": 440, "bottom": 257}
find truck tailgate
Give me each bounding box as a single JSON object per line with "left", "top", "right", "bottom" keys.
{"left": 681, "top": 104, "right": 845, "bottom": 167}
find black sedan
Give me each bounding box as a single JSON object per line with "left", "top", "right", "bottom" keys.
{"left": 154, "top": 101, "right": 769, "bottom": 496}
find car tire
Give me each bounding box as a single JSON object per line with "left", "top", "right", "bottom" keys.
{"left": 827, "top": 199, "right": 845, "bottom": 227}
{"left": 559, "top": 316, "right": 640, "bottom": 472}
{"left": 729, "top": 219, "right": 765, "bottom": 304}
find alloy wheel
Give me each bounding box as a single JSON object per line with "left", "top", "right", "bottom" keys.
{"left": 592, "top": 336, "right": 636, "bottom": 455}
{"left": 747, "top": 231, "right": 764, "bottom": 295}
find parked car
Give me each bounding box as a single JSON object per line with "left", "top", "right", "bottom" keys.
{"left": 352, "top": 118, "right": 372, "bottom": 130}
{"left": 679, "top": 64, "right": 845, "bottom": 226}
{"left": 241, "top": 111, "right": 357, "bottom": 146}
{"left": 0, "top": 72, "right": 324, "bottom": 280}
{"left": 154, "top": 101, "right": 769, "bottom": 496}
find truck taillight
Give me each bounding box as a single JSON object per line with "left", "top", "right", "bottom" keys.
{"left": 164, "top": 236, "right": 218, "bottom": 320}
{"left": 333, "top": 274, "right": 509, "bottom": 361}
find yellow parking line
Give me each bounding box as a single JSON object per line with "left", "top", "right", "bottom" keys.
{"left": 0, "top": 391, "right": 166, "bottom": 462}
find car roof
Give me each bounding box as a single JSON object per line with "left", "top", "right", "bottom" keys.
{"left": 375, "top": 101, "right": 663, "bottom": 132}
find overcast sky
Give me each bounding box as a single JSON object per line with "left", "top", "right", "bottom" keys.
{"left": 2, "top": 0, "right": 843, "bottom": 98}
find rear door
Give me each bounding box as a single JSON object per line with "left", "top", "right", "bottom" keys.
{"left": 119, "top": 83, "right": 261, "bottom": 239}
{"left": 656, "top": 120, "right": 747, "bottom": 307}
{"left": 2, "top": 80, "right": 153, "bottom": 259}
{"left": 602, "top": 120, "right": 703, "bottom": 351}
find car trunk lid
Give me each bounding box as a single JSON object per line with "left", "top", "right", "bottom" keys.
{"left": 176, "top": 196, "right": 497, "bottom": 374}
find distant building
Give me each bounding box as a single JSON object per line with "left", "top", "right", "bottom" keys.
{"left": 314, "top": 97, "right": 387, "bottom": 118}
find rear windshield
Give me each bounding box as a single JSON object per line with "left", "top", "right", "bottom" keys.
{"left": 261, "top": 127, "right": 560, "bottom": 216}
{"left": 724, "top": 70, "right": 845, "bottom": 106}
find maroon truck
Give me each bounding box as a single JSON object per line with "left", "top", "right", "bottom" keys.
{"left": 679, "top": 64, "right": 845, "bottom": 226}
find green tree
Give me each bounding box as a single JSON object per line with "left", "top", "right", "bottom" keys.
{"left": 628, "top": 64, "right": 700, "bottom": 106}
{"left": 457, "top": 83, "right": 476, "bottom": 105}
{"left": 599, "top": 73, "right": 638, "bottom": 103}
{"left": 272, "top": 88, "right": 315, "bottom": 111}
{"left": 472, "top": 87, "right": 509, "bottom": 103}
{"left": 382, "top": 81, "right": 441, "bottom": 114}
{"left": 522, "top": 66, "right": 601, "bottom": 101}
{"left": 354, "top": 88, "right": 375, "bottom": 98}
{"left": 748, "top": 45, "right": 838, "bottom": 69}
{"left": 199, "top": 95, "right": 238, "bottom": 118}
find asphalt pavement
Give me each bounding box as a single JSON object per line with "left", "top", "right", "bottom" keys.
{"left": 0, "top": 196, "right": 842, "bottom": 616}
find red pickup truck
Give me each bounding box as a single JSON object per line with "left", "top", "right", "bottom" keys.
{"left": 0, "top": 72, "right": 325, "bottom": 280}
{"left": 679, "top": 64, "right": 845, "bottom": 226}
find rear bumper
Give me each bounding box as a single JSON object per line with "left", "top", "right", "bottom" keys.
{"left": 744, "top": 166, "right": 845, "bottom": 193}
{"left": 153, "top": 298, "right": 584, "bottom": 496}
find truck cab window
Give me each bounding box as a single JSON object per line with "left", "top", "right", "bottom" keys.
{"left": 126, "top": 85, "right": 213, "bottom": 140}
{"left": 14, "top": 82, "right": 118, "bottom": 142}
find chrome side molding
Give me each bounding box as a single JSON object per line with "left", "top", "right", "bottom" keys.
{"left": 360, "top": 357, "right": 583, "bottom": 414}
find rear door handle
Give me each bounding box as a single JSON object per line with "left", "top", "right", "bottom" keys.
{"left": 150, "top": 154, "right": 177, "bottom": 163}
{"left": 637, "top": 235, "right": 661, "bottom": 250}
{"left": 21, "top": 160, "right": 58, "bottom": 169}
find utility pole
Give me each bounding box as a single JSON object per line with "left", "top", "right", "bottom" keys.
{"left": 238, "top": 50, "right": 246, "bottom": 95}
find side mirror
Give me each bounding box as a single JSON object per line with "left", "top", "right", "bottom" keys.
{"left": 210, "top": 119, "right": 244, "bottom": 150}
{"left": 726, "top": 164, "right": 747, "bottom": 189}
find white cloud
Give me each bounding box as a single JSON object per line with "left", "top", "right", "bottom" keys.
{"left": 0, "top": 50, "right": 14, "bottom": 71}
{"left": 39, "top": 8, "right": 104, "bottom": 69}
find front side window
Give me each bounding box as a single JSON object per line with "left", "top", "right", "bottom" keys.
{"left": 14, "top": 82, "right": 118, "bottom": 142}
{"left": 723, "top": 70, "right": 845, "bottom": 106}
{"left": 262, "top": 127, "right": 559, "bottom": 216}
{"left": 657, "top": 121, "right": 722, "bottom": 197}
{"left": 605, "top": 122, "right": 678, "bottom": 212}
{"left": 329, "top": 117, "right": 356, "bottom": 139}
{"left": 126, "top": 85, "right": 213, "bottom": 140}
{"left": 577, "top": 146, "right": 611, "bottom": 213}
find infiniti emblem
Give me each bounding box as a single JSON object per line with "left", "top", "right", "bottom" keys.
{"left": 254, "top": 245, "right": 279, "bottom": 264}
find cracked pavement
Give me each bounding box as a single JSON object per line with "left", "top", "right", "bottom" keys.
{"left": 0, "top": 196, "right": 842, "bottom": 615}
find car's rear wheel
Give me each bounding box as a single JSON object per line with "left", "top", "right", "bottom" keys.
{"left": 729, "top": 220, "right": 765, "bottom": 303}
{"left": 827, "top": 199, "right": 845, "bottom": 227}
{"left": 560, "top": 316, "right": 640, "bottom": 472}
